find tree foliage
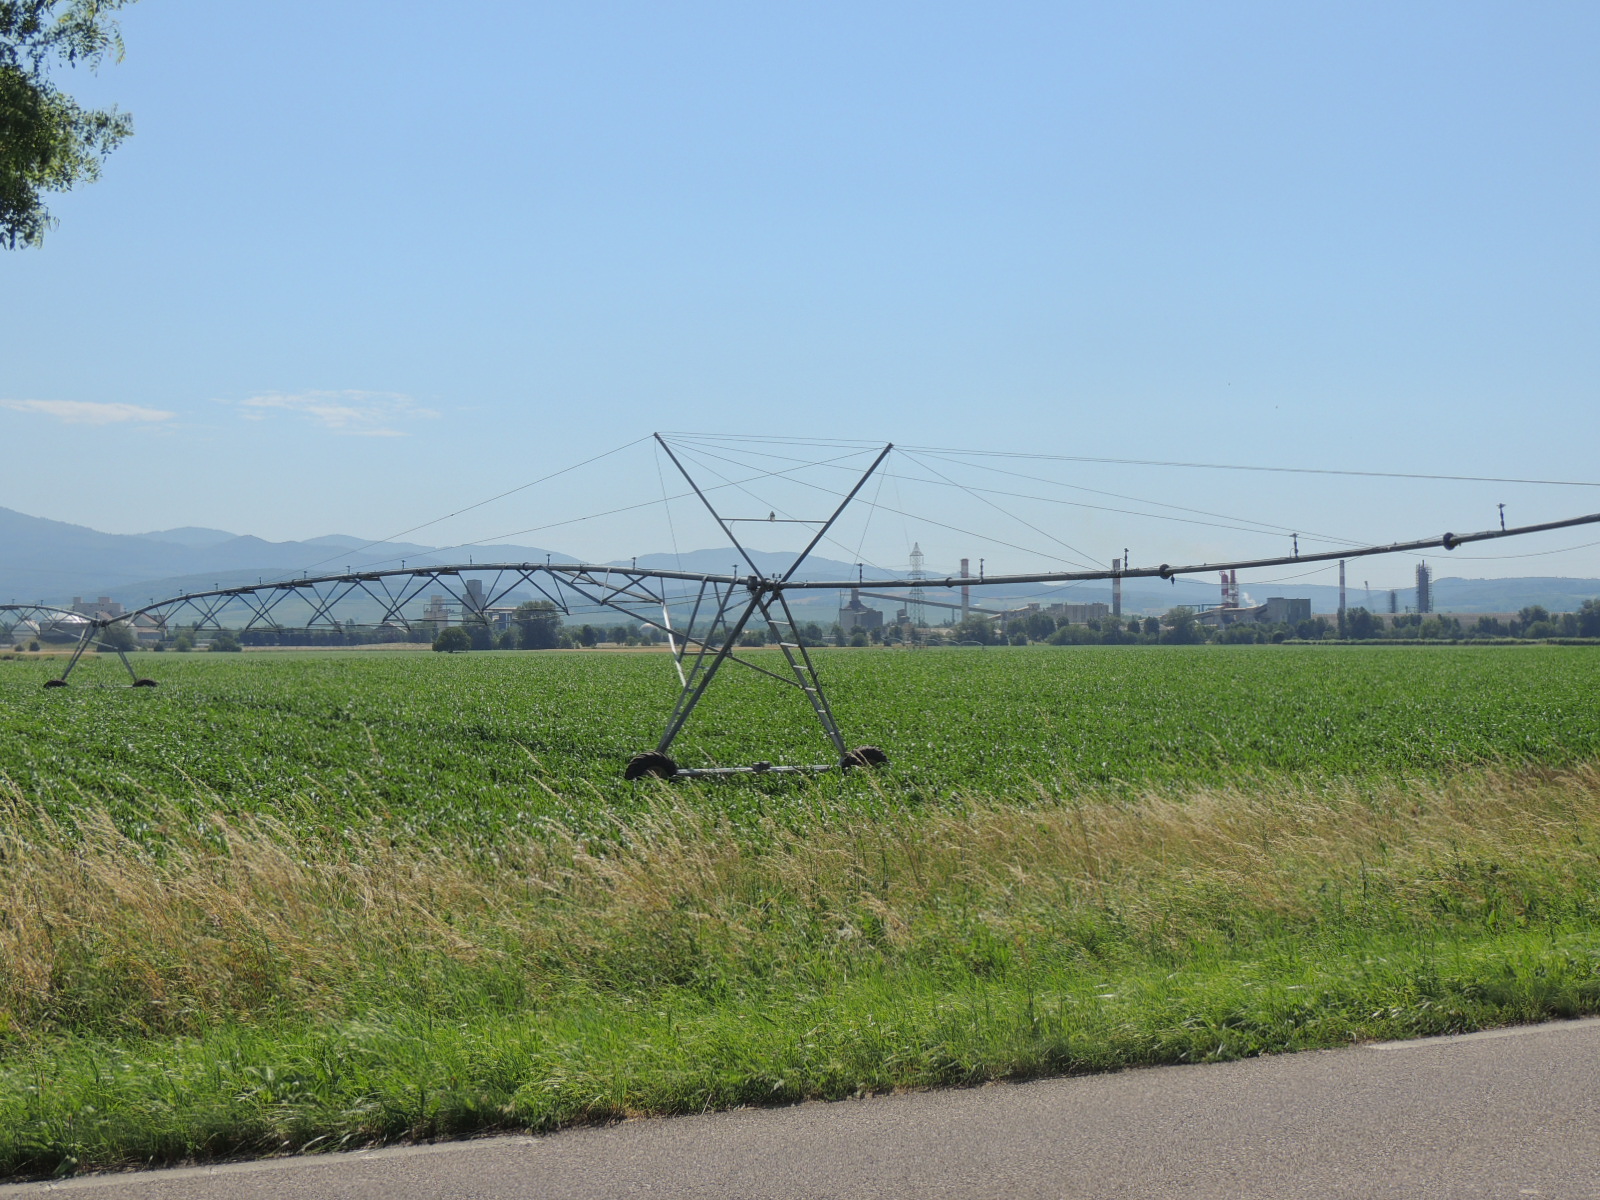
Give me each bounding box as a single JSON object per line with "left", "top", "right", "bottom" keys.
{"left": 1581, "top": 598, "right": 1600, "bottom": 639}
{"left": 94, "top": 620, "right": 134, "bottom": 651}
{"left": 1, "top": 0, "right": 134, "bottom": 248}
{"left": 1160, "top": 606, "right": 1200, "bottom": 644}
{"left": 513, "top": 600, "right": 562, "bottom": 650}
{"left": 433, "top": 626, "right": 472, "bottom": 654}
{"left": 1343, "top": 606, "right": 1381, "bottom": 639}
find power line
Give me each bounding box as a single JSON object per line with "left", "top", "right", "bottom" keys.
{"left": 668, "top": 437, "right": 1092, "bottom": 570}
{"left": 664, "top": 440, "right": 897, "bottom": 574}
{"left": 900, "top": 445, "right": 1600, "bottom": 489}
{"left": 287, "top": 436, "right": 653, "bottom": 578}
{"left": 1446, "top": 537, "right": 1600, "bottom": 562}
{"left": 896, "top": 449, "right": 1103, "bottom": 570}
{"left": 343, "top": 446, "right": 874, "bottom": 573}
{"left": 909, "top": 448, "right": 1371, "bottom": 549}
{"left": 672, "top": 436, "right": 1375, "bottom": 573}
{"left": 681, "top": 437, "right": 1365, "bottom": 554}
{"left": 666, "top": 431, "right": 1600, "bottom": 489}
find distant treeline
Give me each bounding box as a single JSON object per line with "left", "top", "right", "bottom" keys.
{"left": 973, "top": 600, "right": 1600, "bottom": 646}
{"left": 15, "top": 597, "right": 1597, "bottom": 654}
{"left": 1329, "top": 601, "right": 1600, "bottom": 643}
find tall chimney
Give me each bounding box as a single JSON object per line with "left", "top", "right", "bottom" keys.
{"left": 1112, "top": 558, "right": 1122, "bottom": 617}
{"left": 960, "top": 558, "right": 970, "bottom": 620}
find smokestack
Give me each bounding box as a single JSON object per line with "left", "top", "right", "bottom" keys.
{"left": 1230, "top": 570, "right": 1239, "bottom": 607}
{"left": 960, "top": 558, "right": 970, "bottom": 620}
{"left": 1112, "top": 558, "right": 1122, "bottom": 617}
{"left": 1338, "top": 559, "right": 1347, "bottom": 634}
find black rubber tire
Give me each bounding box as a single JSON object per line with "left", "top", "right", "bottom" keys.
{"left": 42, "top": 679, "right": 68, "bottom": 689}
{"left": 132, "top": 678, "right": 159, "bottom": 688}
{"left": 841, "top": 745, "right": 889, "bottom": 770}
{"left": 624, "top": 751, "right": 678, "bottom": 781}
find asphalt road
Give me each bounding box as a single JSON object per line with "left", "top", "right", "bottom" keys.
{"left": 8, "top": 1017, "right": 1600, "bottom": 1199}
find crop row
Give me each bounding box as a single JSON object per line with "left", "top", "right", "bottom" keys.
{"left": 0, "top": 645, "right": 1596, "bottom": 835}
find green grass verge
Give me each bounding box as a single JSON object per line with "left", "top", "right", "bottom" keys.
{"left": 6, "top": 762, "right": 1600, "bottom": 1179}
{"left": 8, "top": 928, "right": 1595, "bottom": 1179}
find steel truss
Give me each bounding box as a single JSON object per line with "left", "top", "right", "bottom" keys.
{"left": 5, "top": 434, "right": 1600, "bottom": 779}
{"left": 0, "top": 603, "right": 156, "bottom": 689}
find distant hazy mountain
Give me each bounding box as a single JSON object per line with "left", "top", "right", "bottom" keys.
{"left": 134, "top": 526, "right": 238, "bottom": 549}
{"left": 2, "top": 507, "right": 200, "bottom": 603}
{"left": 1425, "top": 576, "right": 1600, "bottom": 614}
{"left": 0, "top": 506, "right": 567, "bottom": 605}
{"left": 296, "top": 533, "right": 434, "bottom": 554}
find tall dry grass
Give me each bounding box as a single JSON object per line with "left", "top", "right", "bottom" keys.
{"left": 5, "top": 763, "right": 1600, "bottom": 1042}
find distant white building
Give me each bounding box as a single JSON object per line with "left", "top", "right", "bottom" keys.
{"left": 71, "top": 596, "right": 124, "bottom": 618}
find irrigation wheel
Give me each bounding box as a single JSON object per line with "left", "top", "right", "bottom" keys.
{"left": 624, "top": 751, "right": 679, "bottom": 781}
{"left": 841, "top": 745, "right": 889, "bottom": 770}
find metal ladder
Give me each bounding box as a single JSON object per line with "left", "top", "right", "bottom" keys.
{"left": 757, "top": 588, "right": 847, "bottom": 758}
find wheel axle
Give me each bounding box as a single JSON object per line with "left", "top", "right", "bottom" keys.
{"left": 623, "top": 746, "right": 889, "bottom": 780}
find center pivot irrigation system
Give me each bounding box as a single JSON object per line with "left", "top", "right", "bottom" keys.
{"left": 6, "top": 433, "right": 1600, "bottom": 781}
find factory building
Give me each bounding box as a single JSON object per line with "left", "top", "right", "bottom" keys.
{"left": 837, "top": 588, "right": 883, "bottom": 632}
{"left": 421, "top": 581, "right": 517, "bottom": 631}
{"left": 1049, "top": 601, "right": 1110, "bottom": 625}
{"left": 992, "top": 602, "right": 1043, "bottom": 624}
{"left": 1194, "top": 604, "right": 1262, "bottom": 627}
{"left": 1194, "top": 596, "right": 1312, "bottom": 627}
{"left": 988, "top": 600, "right": 1109, "bottom": 626}
{"left": 1262, "top": 597, "right": 1312, "bottom": 625}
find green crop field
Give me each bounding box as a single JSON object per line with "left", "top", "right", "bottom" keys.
{"left": 3, "top": 644, "right": 1600, "bottom": 1179}
{"left": 1, "top": 644, "right": 1597, "bottom": 828}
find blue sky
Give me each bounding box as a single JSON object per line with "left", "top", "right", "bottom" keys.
{"left": 3, "top": 0, "right": 1598, "bottom": 591}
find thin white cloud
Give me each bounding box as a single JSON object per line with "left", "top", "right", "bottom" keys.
{"left": 232, "top": 390, "right": 439, "bottom": 436}
{"left": 0, "top": 398, "right": 177, "bottom": 425}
